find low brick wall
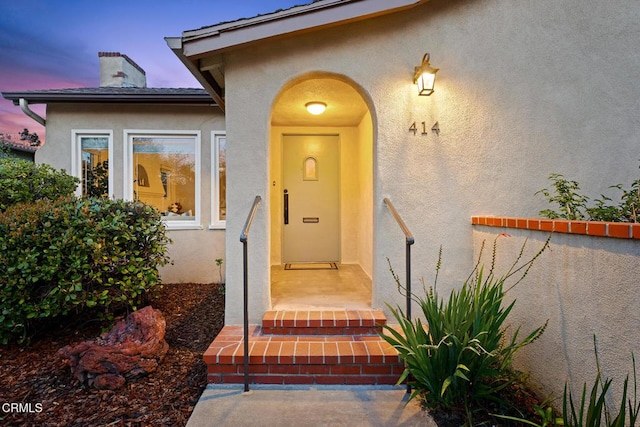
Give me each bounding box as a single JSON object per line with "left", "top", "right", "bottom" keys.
{"left": 472, "top": 216, "right": 640, "bottom": 240}
{"left": 472, "top": 216, "right": 640, "bottom": 407}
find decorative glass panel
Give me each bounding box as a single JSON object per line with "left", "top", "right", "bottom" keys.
{"left": 303, "top": 157, "right": 318, "bottom": 181}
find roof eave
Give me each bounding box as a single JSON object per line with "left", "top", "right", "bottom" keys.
{"left": 180, "top": 0, "right": 428, "bottom": 58}
{"left": 2, "top": 92, "right": 217, "bottom": 106}
{"left": 165, "top": 37, "right": 226, "bottom": 112}
{"left": 3, "top": 145, "right": 38, "bottom": 154}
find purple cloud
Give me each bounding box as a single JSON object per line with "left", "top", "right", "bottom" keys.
{"left": 0, "top": 0, "right": 304, "bottom": 136}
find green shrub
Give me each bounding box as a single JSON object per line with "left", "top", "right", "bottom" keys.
{"left": 537, "top": 166, "right": 639, "bottom": 223}
{"left": 0, "top": 157, "right": 79, "bottom": 212}
{"left": 0, "top": 197, "right": 171, "bottom": 344}
{"left": 381, "top": 237, "right": 549, "bottom": 423}
{"left": 536, "top": 173, "right": 589, "bottom": 220}
{"left": 617, "top": 178, "right": 640, "bottom": 223}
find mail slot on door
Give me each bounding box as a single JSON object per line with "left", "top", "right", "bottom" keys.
{"left": 303, "top": 217, "right": 319, "bottom": 223}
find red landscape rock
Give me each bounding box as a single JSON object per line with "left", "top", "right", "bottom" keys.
{"left": 58, "top": 306, "right": 169, "bottom": 390}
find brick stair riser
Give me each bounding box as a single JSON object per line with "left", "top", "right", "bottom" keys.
{"left": 207, "top": 362, "right": 404, "bottom": 386}
{"left": 204, "top": 310, "right": 405, "bottom": 387}
{"left": 262, "top": 310, "right": 387, "bottom": 335}
{"left": 261, "top": 326, "right": 382, "bottom": 335}
{"left": 205, "top": 350, "right": 401, "bottom": 366}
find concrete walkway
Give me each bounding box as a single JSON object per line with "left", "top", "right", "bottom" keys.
{"left": 186, "top": 384, "right": 437, "bottom": 427}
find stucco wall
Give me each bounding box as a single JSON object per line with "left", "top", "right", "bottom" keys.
{"left": 221, "top": 0, "right": 640, "bottom": 324}
{"left": 159, "top": 229, "right": 225, "bottom": 284}
{"left": 37, "top": 103, "right": 226, "bottom": 284}
{"left": 472, "top": 227, "right": 640, "bottom": 407}
{"left": 357, "top": 111, "right": 374, "bottom": 276}
{"left": 99, "top": 55, "right": 146, "bottom": 88}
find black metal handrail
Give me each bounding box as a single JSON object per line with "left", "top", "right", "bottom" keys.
{"left": 240, "top": 195, "right": 261, "bottom": 393}
{"left": 383, "top": 197, "right": 414, "bottom": 394}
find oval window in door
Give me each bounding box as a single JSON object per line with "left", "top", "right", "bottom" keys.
{"left": 303, "top": 157, "right": 318, "bottom": 181}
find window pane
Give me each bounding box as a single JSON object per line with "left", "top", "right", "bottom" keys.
{"left": 133, "top": 136, "right": 196, "bottom": 219}
{"left": 218, "top": 137, "right": 226, "bottom": 220}
{"left": 81, "top": 137, "right": 109, "bottom": 198}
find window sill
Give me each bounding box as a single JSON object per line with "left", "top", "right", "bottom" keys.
{"left": 208, "top": 224, "right": 227, "bottom": 230}
{"left": 165, "top": 224, "right": 204, "bottom": 231}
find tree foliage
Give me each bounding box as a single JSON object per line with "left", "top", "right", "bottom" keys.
{"left": 0, "top": 128, "right": 41, "bottom": 148}
{"left": 19, "top": 128, "right": 41, "bottom": 147}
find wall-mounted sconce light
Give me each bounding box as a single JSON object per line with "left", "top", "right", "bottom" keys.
{"left": 414, "top": 53, "right": 439, "bottom": 96}
{"left": 305, "top": 101, "right": 327, "bottom": 115}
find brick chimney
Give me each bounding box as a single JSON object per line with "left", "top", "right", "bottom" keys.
{"left": 98, "top": 52, "right": 147, "bottom": 88}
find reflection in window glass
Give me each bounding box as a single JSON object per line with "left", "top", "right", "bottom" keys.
{"left": 218, "top": 137, "right": 226, "bottom": 221}
{"left": 133, "top": 136, "right": 196, "bottom": 219}
{"left": 211, "top": 132, "right": 226, "bottom": 227}
{"left": 81, "top": 137, "right": 109, "bottom": 198}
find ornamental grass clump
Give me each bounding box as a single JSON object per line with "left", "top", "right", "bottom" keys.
{"left": 0, "top": 197, "right": 171, "bottom": 344}
{"left": 381, "top": 237, "right": 549, "bottom": 423}
{"left": 562, "top": 336, "right": 639, "bottom": 427}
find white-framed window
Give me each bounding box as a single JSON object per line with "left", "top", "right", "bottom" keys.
{"left": 124, "top": 130, "right": 201, "bottom": 229}
{"left": 211, "top": 131, "right": 226, "bottom": 229}
{"left": 71, "top": 130, "right": 114, "bottom": 198}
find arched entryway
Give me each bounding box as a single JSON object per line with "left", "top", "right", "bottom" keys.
{"left": 268, "top": 73, "right": 374, "bottom": 309}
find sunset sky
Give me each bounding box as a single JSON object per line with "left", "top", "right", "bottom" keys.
{"left": 0, "top": 0, "right": 304, "bottom": 140}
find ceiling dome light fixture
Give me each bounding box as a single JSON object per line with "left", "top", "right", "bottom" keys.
{"left": 305, "top": 101, "right": 327, "bottom": 115}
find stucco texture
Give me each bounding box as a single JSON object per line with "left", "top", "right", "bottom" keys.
{"left": 473, "top": 228, "right": 640, "bottom": 409}
{"left": 221, "top": 0, "right": 640, "bottom": 324}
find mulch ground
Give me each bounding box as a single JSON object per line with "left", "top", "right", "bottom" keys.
{"left": 0, "top": 283, "right": 224, "bottom": 427}
{"left": 0, "top": 282, "right": 549, "bottom": 426}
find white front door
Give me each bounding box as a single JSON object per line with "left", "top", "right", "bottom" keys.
{"left": 282, "top": 134, "right": 340, "bottom": 263}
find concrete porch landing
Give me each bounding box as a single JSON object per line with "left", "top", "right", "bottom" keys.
{"left": 270, "top": 264, "right": 372, "bottom": 310}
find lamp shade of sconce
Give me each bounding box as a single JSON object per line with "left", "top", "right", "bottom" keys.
{"left": 305, "top": 101, "right": 327, "bottom": 115}
{"left": 414, "top": 53, "right": 439, "bottom": 96}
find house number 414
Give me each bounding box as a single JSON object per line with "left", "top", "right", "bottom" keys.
{"left": 409, "top": 121, "right": 440, "bottom": 136}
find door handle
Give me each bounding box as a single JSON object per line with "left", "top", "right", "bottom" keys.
{"left": 284, "top": 189, "right": 289, "bottom": 225}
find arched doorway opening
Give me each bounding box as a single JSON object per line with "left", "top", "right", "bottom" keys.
{"left": 269, "top": 73, "right": 374, "bottom": 309}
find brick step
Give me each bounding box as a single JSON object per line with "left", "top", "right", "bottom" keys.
{"left": 204, "top": 325, "right": 404, "bottom": 386}
{"left": 261, "top": 309, "right": 386, "bottom": 335}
